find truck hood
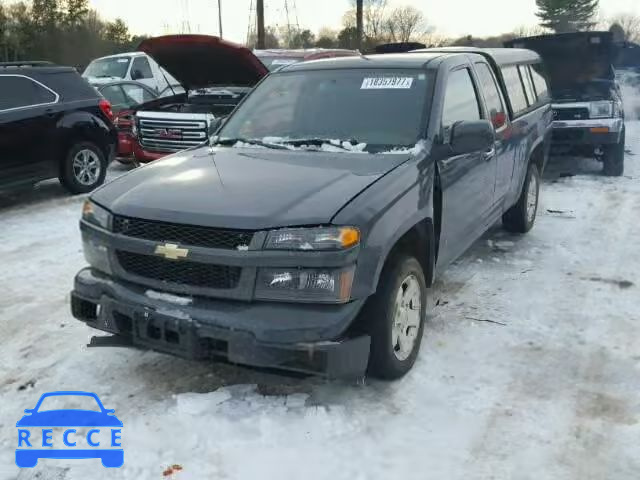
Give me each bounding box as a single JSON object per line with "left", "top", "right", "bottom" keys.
{"left": 506, "top": 32, "right": 615, "bottom": 101}
{"left": 137, "top": 35, "right": 268, "bottom": 91}
{"left": 92, "top": 147, "right": 411, "bottom": 230}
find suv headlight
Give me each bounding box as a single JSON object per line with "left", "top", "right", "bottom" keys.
{"left": 82, "top": 200, "right": 111, "bottom": 230}
{"left": 264, "top": 227, "right": 360, "bottom": 251}
{"left": 590, "top": 101, "right": 613, "bottom": 119}
{"left": 255, "top": 266, "right": 355, "bottom": 303}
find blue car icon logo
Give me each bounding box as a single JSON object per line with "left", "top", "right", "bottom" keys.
{"left": 16, "top": 391, "right": 123, "bottom": 468}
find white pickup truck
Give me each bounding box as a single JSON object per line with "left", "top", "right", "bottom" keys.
{"left": 83, "top": 52, "right": 183, "bottom": 97}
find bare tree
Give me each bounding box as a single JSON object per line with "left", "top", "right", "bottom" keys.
{"left": 384, "top": 6, "right": 426, "bottom": 43}
{"left": 512, "top": 24, "right": 548, "bottom": 38}
{"left": 345, "top": 0, "right": 389, "bottom": 43}
{"left": 609, "top": 13, "right": 640, "bottom": 43}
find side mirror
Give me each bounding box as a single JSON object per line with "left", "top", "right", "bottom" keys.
{"left": 131, "top": 69, "right": 143, "bottom": 80}
{"left": 450, "top": 120, "right": 495, "bottom": 155}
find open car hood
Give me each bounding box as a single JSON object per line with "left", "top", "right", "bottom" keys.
{"left": 137, "top": 35, "right": 268, "bottom": 91}
{"left": 505, "top": 32, "right": 616, "bottom": 101}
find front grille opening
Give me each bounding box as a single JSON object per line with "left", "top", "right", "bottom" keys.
{"left": 72, "top": 297, "right": 98, "bottom": 321}
{"left": 113, "top": 312, "right": 133, "bottom": 334}
{"left": 116, "top": 251, "right": 242, "bottom": 289}
{"left": 113, "top": 215, "right": 254, "bottom": 250}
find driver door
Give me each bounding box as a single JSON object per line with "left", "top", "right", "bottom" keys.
{"left": 435, "top": 66, "right": 497, "bottom": 265}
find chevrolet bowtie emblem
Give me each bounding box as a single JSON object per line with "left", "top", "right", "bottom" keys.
{"left": 154, "top": 243, "right": 189, "bottom": 260}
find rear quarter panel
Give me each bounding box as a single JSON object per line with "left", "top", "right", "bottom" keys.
{"left": 55, "top": 104, "right": 117, "bottom": 160}
{"left": 504, "top": 102, "right": 552, "bottom": 208}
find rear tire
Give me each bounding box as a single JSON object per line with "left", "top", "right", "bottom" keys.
{"left": 502, "top": 162, "right": 540, "bottom": 234}
{"left": 365, "top": 254, "right": 427, "bottom": 380}
{"left": 59, "top": 141, "right": 108, "bottom": 194}
{"left": 602, "top": 129, "right": 625, "bottom": 177}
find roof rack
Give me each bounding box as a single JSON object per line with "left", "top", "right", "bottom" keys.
{"left": 0, "top": 61, "right": 55, "bottom": 68}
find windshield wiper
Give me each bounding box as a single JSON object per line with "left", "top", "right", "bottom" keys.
{"left": 279, "top": 138, "right": 363, "bottom": 151}
{"left": 214, "top": 137, "right": 289, "bottom": 150}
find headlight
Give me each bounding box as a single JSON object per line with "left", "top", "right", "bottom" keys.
{"left": 255, "top": 266, "right": 355, "bottom": 303}
{"left": 264, "top": 227, "right": 360, "bottom": 251}
{"left": 82, "top": 200, "right": 111, "bottom": 230}
{"left": 613, "top": 101, "right": 623, "bottom": 118}
{"left": 590, "top": 101, "right": 613, "bottom": 119}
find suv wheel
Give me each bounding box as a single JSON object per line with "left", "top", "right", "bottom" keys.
{"left": 365, "top": 254, "right": 427, "bottom": 379}
{"left": 502, "top": 162, "right": 540, "bottom": 233}
{"left": 60, "top": 142, "right": 108, "bottom": 194}
{"left": 602, "top": 129, "right": 625, "bottom": 177}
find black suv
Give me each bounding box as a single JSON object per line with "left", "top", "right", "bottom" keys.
{"left": 0, "top": 62, "right": 117, "bottom": 194}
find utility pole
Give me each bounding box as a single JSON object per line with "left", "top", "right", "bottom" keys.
{"left": 256, "top": 0, "right": 265, "bottom": 49}
{"left": 356, "top": 0, "right": 363, "bottom": 51}
{"left": 218, "top": 0, "right": 223, "bottom": 38}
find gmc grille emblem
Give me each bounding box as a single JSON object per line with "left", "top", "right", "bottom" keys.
{"left": 155, "top": 128, "right": 182, "bottom": 140}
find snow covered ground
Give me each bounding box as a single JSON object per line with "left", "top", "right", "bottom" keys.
{"left": 1, "top": 77, "right": 639, "bottom": 480}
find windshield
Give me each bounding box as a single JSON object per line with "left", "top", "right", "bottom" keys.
{"left": 218, "top": 69, "right": 431, "bottom": 152}
{"left": 83, "top": 57, "right": 131, "bottom": 79}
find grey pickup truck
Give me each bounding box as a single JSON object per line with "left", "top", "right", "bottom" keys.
{"left": 72, "top": 48, "right": 552, "bottom": 379}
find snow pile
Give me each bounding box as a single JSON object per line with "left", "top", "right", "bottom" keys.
{"left": 379, "top": 140, "right": 428, "bottom": 155}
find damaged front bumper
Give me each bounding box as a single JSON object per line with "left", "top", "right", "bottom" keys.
{"left": 71, "top": 268, "right": 370, "bottom": 378}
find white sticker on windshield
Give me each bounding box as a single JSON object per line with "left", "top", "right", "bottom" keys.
{"left": 361, "top": 77, "right": 414, "bottom": 89}
{"left": 116, "top": 58, "right": 129, "bottom": 63}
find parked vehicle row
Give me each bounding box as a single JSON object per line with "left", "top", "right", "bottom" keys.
{"left": 71, "top": 47, "right": 552, "bottom": 379}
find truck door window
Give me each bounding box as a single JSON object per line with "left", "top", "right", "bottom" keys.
{"left": 122, "top": 84, "right": 155, "bottom": 104}
{"left": 530, "top": 64, "right": 550, "bottom": 101}
{"left": 132, "top": 57, "right": 153, "bottom": 79}
{"left": 475, "top": 63, "right": 507, "bottom": 129}
{"left": 501, "top": 65, "right": 528, "bottom": 116}
{"left": 518, "top": 65, "right": 536, "bottom": 106}
{"left": 441, "top": 68, "right": 481, "bottom": 134}
{"left": 100, "top": 85, "right": 128, "bottom": 107}
{"left": 0, "top": 75, "right": 56, "bottom": 111}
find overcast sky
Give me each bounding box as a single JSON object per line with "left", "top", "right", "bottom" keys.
{"left": 89, "top": 0, "right": 639, "bottom": 43}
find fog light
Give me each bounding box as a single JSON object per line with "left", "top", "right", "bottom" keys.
{"left": 255, "top": 266, "right": 355, "bottom": 303}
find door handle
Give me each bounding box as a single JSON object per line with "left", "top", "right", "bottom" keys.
{"left": 483, "top": 147, "right": 496, "bottom": 161}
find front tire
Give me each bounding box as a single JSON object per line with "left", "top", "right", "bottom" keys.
{"left": 59, "top": 141, "right": 108, "bottom": 194}
{"left": 502, "top": 162, "right": 540, "bottom": 234}
{"left": 602, "top": 129, "right": 625, "bottom": 177}
{"left": 365, "top": 254, "right": 427, "bottom": 380}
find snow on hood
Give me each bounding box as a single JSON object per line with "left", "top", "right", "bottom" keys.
{"left": 137, "top": 35, "right": 268, "bottom": 91}
{"left": 231, "top": 137, "right": 426, "bottom": 155}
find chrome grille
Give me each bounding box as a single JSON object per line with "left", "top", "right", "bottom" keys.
{"left": 137, "top": 116, "right": 209, "bottom": 153}
{"left": 553, "top": 107, "right": 590, "bottom": 121}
